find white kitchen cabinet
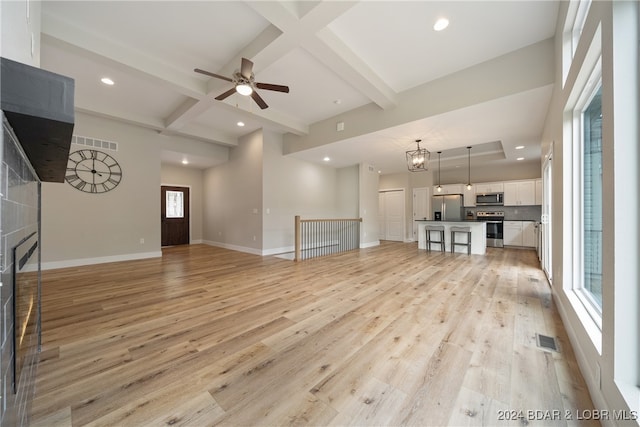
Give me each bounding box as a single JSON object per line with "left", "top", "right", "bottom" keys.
{"left": 433, "top": 184, "right": 463, "bottom": 195}
{"left": 522, "top": 221, "right": 537, "bottom": 247}
{"left": 463, "top": 185, "right": 476, "bottom": 207}
{"left": 475, "top": 182, "right": 504, "bottom": 194}
{"left": 504, "top": 180, "right": 536, "bottom": 206}
{"left": 503, "top": 220, "right": 537, "bottom": 248}
{"left": 535, "top": 179, "right": 542, "bottom": 205}
{"left": 503, "top": 221, "right": 523, "bottom": 246}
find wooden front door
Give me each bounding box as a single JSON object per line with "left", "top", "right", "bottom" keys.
{"left": 161, "top": 186, "right": 190, "bottom": 246}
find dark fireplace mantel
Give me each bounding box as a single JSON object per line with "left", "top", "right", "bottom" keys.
{"left": 1, "top": 57, "right": 75, "bottom": 182}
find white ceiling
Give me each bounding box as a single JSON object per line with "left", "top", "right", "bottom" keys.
{"left": 39, "top": 1, "right": 559, "bottom": 174}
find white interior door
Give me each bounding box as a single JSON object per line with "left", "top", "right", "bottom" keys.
{"left": 379, "top": 190, "right": 405, "bottom": 241}
{"left": 412, "top": 187, "right": 429, "bottom": 241}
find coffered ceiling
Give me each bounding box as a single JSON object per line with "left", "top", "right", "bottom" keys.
{"left": 39, "top": 1, "right": 559, "bottom": 173}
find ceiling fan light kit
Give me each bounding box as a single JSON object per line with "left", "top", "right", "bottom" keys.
{"left": 235, "top": 84, "right": 253, "bottom": 96}
{"left": 406, "top": 139, "right": 430, "bottom": 172}
{"left": 195, "top": 57, "right": 289, "bottom": 110}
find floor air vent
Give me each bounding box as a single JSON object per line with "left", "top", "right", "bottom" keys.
{"left": 536, "top": 333, "right": 559, "bottom": 352}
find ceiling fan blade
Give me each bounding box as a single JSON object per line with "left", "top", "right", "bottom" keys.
{"left": 194, "top": 68, "right": 233, "bottom": 82}
{"left": 215, "top": 87, "right": 237, "bottom": 101}
{"left": 255, "top": 82, "right": 290, "bottom": 93}
{"left": 251, "top": 91, "right": 268, "bottom": 109}
{"left": 240, "top": 58, "right": 254, "bottom": 79}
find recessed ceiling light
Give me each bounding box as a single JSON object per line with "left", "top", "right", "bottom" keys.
{"left": 515, "top": 145, "right": 525, "bottom": 150}
{"left": 433, "top": 18, "right": 449, "bottom": 31}
{"left": 237, "top": 121, "right": 245, "bottom": 127}
{"left": 101, "top": 77, "right": 114, "bottom": 85}
{"left": 323, "top": 156, "right": 331, "bottom": 162}
{"left": 182, "top": 159, "right": 189, "bottom": 165}
{"left": 517, "top": 157, "right": 525, "bottom": 161}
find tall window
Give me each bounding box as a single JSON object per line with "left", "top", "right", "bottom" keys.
{"left": 562, "top": 0, "right": 592, "bottom": 86}
{"left": 579, "top": 85, "right": 603, "bottom": 311}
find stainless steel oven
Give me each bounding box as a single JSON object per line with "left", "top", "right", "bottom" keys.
{"left": 477, "top": 211, "right": 504, "bottom": 248}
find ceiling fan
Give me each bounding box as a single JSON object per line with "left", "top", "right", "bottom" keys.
{"left": 194, "top": 58, "right": 289, "bottom": 110}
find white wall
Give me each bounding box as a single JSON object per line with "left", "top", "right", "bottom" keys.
{"left": 336, "top": 165, "right": 359, "bottom": 218}
{"left": 359, "top": 163, "right": 380, "bottom": 247}
{"left": 161, "top": 164, "right": 204, "bottom": 243}
{"left": 542, "top": 0, "right": 639, "bottom": 420}
{"left": 261, "top": 129, "right": 343, "bottom": 253}
{"left": 41, "top": 112, "right": 161, "bottom": 268}
{"left": 0, "top": 0, "right": 41, "bottom": 67}
{"left": 203, "top": 129, "right": 263, "bottom": 254}
{"left": 202, "top": 129, "right": 365, "bottom": 255}
{"left": 438, "top": 160, "right": 541, "bottom": 184}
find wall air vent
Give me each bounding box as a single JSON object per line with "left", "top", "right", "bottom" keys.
{"left": 72, "top": 135, "right": 118, "bottom": 152}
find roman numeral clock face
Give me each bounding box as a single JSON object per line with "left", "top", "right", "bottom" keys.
{"left": 66, "top": 149, "right": 122, "bottom": 193}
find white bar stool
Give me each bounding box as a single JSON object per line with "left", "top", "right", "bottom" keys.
{"left": 450, "top": 226, "right": 471, "bottom": 255}
{"left": 425, "top": 225, "right": 445, "bottom": 252}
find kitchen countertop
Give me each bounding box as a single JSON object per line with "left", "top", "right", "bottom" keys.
{"left": 414, "top": 219, "right": 487, "bottom": 222}
{"left": 415, "top": 221, "right": 487, "bottom": 254}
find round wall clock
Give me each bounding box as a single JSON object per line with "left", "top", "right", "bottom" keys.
{"left": 65, "top": 149, "right": 122, "bottom": 193}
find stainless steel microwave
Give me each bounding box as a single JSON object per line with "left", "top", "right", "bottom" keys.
{"left": 476, "top": 192, "right": 504, "bottom": 206}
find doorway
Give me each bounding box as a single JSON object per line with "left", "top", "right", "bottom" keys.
{"left": 378, "top": 189, "right": 405, "bottom": 241}
{"left": 161, "top": 185, "right": 190, "bottom": 246}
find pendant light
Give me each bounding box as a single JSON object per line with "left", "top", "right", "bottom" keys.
{"left": 406, "top": 139, "right": 430, "bottom": 172}
{"left": 436, "top": 151, "right": 442, "bottom": 192}
{"left": 466, "top": 146, "right": 472, "bottom": 190}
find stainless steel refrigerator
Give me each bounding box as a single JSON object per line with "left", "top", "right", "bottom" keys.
{"left": 432, "top": 194, "right": 464, "bottom": 221}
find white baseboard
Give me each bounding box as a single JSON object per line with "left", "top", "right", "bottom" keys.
{"left": 360, "top": 240, "right": 380, "bottom": 249}
{"left": 551, "top": 289, "right": 615, "bottom": 427}
{"left": 41, "top": 251, "right": 162, "bottom": 270}
{"left": 191, "top": 239, "right": 203, "bottom": 244}
{"left": 262, "top": 245, "right": 295, "bottom": 256}
{"left": 204, "top": 240, "right": 378, "bottom": 256}
{"left": 202, "top": 240, "right": 263, "bottom": 256}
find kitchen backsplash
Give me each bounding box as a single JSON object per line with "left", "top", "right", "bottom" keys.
{"left": 466, "top": 205, "right": 542, "bottom": 221}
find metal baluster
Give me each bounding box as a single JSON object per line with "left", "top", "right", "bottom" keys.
{"left": 303, "top": 221, "right": 307, "bottom": 260}
{"left": 342, "top": 220, "right": 346, "bottom": 252}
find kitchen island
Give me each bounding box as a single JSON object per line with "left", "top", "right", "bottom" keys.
{"left": 415, "top": 220, "right": 487, "bottom": 255}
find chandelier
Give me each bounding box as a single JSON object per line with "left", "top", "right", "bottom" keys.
{"left": 406, "top": 139, "right": 430, "bottom": 172}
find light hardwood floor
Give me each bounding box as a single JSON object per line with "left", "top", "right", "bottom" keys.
{"left": 30, "top": 242, "right": 598, "bottom": 426}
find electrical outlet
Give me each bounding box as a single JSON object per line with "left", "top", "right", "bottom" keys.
{"left": 139, "top": 238, "right": 144, "bottom": 244}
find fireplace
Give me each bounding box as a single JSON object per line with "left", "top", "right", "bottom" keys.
{"left": 12, "top": 232, "right": 40, "bottom": 394}
{"left": 1, "top": 56, "right": 73, "bottom": 425}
